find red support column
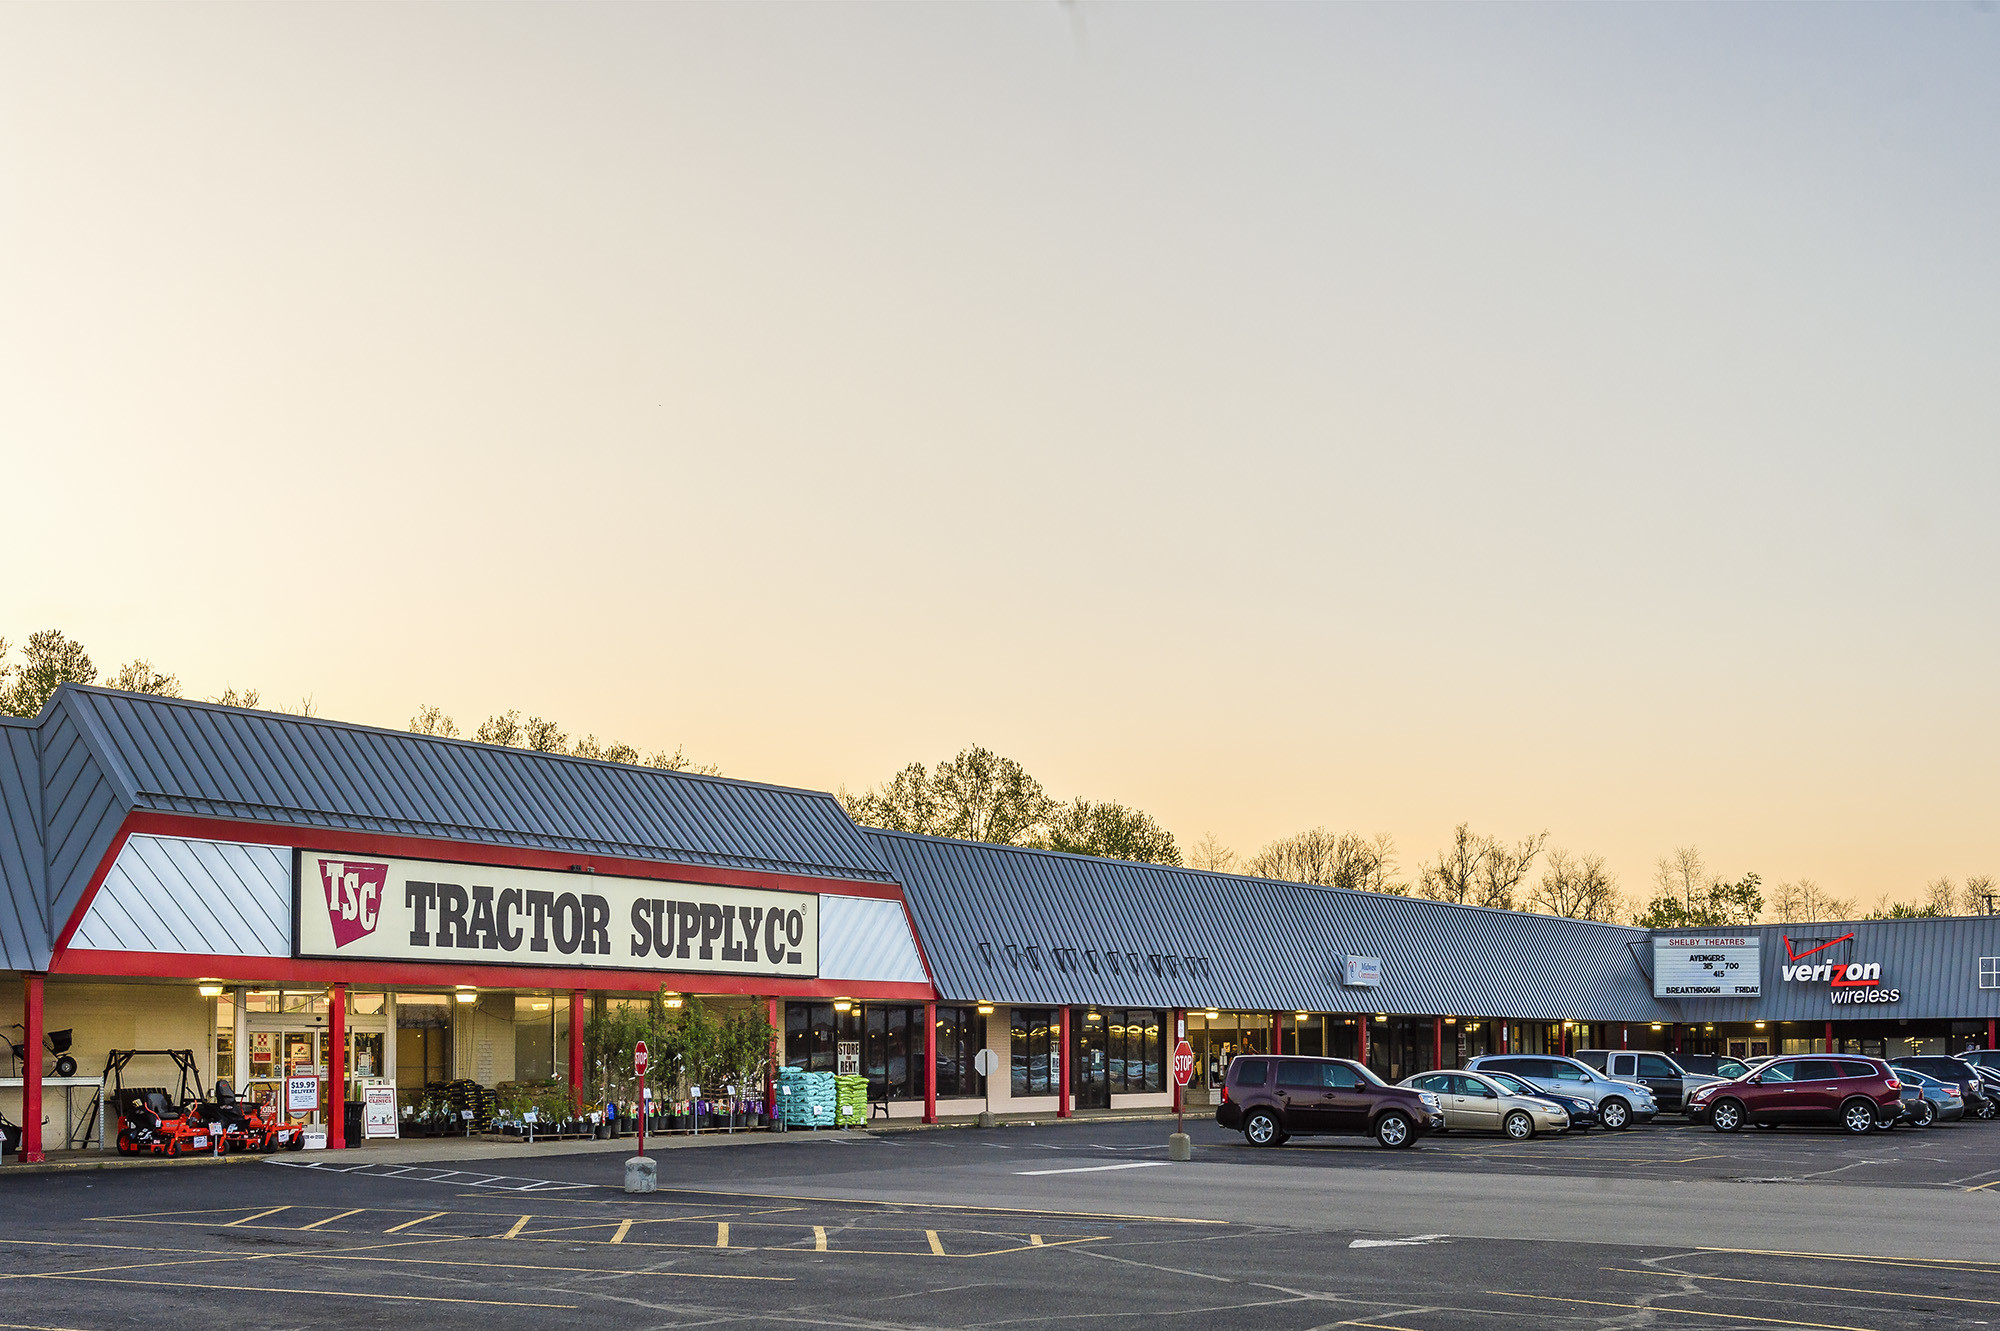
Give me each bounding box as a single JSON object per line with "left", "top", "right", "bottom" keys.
{"left": 20, "top": 975, "right": 44, "bottom": 1163}
{"left": 766, "top": 998, "right": 781, "bottom": 1121}
{"left": 1672, "top": 1023, "right": 1682, "bottom": 1056}
{"left": 1620, "top": 1026, "right": 1629, "bottom": 1050}
{"left": 1057, "top": 1007, "right": 1072, "bottom": 1117}
{"left": 1989, "top": 1018, "right": 1996, "bottom": 1051}
{"left": 1272, "top": 1011, "right": 1284, "bottom": 1057}
{"left": 1171, "top": 1009, "right": 1185, "bottom": 1116}
{"left": 1825, "top": 1020, "right": 1834, "bottom": 1055}
{"left": 328, "top": 983, "right": 347, "bottom": 1150}
{"left": 1433, "top": 1017, "right": 1443, "bottom": 1071}
{"left": 1358, "top": 1015, "right": 1369, "bottom": 1069}
{"left": 923, "top": 1000, "right": 938, "bottom": 1124}
{"left": 569, "top": 990, "right": 587, "bottom": 1109}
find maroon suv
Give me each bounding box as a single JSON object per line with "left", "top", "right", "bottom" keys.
{"left": 1684, "top": 1056, "right": 1902, "bottom": 1134}
{"left": 1216, "top": 1055, "right": 1446, "bottom": 1148}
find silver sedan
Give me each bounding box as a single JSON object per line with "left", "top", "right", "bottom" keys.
{"left": 1400, "top": 1070, "right": 1571, "bottom": 1139}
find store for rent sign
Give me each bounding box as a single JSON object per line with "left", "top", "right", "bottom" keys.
{"left": 294, "top": 851, "right": 819, "bottom": 978}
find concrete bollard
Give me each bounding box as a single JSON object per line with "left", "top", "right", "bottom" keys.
{"left": 1168, "top": 1132, "right": 1192, "bottom": 1161}
{"left": 977, "top": 1111, "right": 996, "bottom": 1128}
{"left": 624, "top": 1155, "right": 657, "bottom": 1194}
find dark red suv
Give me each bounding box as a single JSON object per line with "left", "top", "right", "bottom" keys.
{"left": 1684, "top": 1056, "right": 1902, "bottom": 1134}
{"left": 1216, "top": 1055, "right": 1445, "bottom": 1148}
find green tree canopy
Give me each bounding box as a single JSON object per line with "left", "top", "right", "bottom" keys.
{"left": 1, "top": 629, "right": 97, "bottom": 717}
{"left": 1039, "top": 798, "right": 1182, "bottom": 866}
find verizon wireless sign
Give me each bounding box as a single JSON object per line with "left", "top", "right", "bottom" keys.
{"left": 295, "top": 851, "right": 818, "bottom": 978}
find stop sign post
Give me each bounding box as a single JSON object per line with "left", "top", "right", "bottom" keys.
{"left": 1172, "top": 1039, "right": 1194, "bottom": 1138}
{"left": 634, "top": 1041, "right": 649, "bottom": 1157}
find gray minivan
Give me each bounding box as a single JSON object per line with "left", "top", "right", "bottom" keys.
{"left": 1466, "top": 1054, "right": 1659, "bottom": 1129}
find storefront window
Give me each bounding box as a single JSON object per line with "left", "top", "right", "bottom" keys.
{"left": 281, "top": 990, "right": 330, "bottom": 1015}
{"left": 785, "top": 1002, "right": 858, "bottom": 1072}
{"left": 243, "top": 990, "right": 280, "bottom": 1013}
{"left": 1105, "top": 1009, "right": 1163, "bottom": 1092}
{"left": 515, "top": 995, "right": 557, "bottom": 1081}
{"left": 347, "top": 991, "right": 387, "bottom": 1016}
{"left": 397, "top": 993, "right": 451, "bottom": 1087}
{"left": 934, "top": 1006, "right": 980, "bottom": 1098}
{"left": 1011, "top": 1008, "right": 1056, "bottom": 1097}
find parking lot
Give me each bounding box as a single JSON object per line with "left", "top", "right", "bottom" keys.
{"left": 2, "top": 1114, "right": 1995, "bottom": 1331}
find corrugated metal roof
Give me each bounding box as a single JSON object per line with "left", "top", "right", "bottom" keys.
{"left": 0, "top": 720, "right": 46, "bottom": 971}
{"left": 60, "top": 686, "right": 895, "bottom": 884}
{"left": 872, "top": 830, "right": 1678, "bottom": 1023}
{"left": 819, "top": 896, "right": 929, "bottom": 985}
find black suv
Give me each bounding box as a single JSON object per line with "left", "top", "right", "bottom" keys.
{"left": 1888, "top": 1056, "right": 1995, "bottom": 1120}
{"left": 1217, "top": 1055, "right": 1445, "bottom": 1148}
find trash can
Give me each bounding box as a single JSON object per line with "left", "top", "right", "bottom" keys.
{"left": 343, "top": 1101, "right": 363, "bottom": 1147}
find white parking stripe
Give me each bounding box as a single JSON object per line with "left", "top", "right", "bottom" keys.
{"left": 1014, "top": 1162, "right": 1170, "bottom": 1177}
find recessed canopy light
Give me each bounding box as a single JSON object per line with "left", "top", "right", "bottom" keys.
{"left": 198, "top": 984, "right": 224, "bottom": 998}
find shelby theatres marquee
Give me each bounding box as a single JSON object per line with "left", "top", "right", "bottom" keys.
{"left": 295, "top": 851, "right": 820, "bottom": 978}
{"left": 1653, "top": 934, "right": 1762, "bottom": 998}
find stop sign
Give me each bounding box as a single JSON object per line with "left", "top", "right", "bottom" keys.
{"left": 634, "top": 1040, "right": 648, "bottom": 1077}
{"left": 1172, "top": 1039, "right": 1195, "bottom": 1088}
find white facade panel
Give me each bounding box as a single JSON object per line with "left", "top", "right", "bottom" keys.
{"left": 71, "top": 835, "right": 292, "bottom": 957}
{"left": 819, "top": 894, "right": 928, "bottom": 985}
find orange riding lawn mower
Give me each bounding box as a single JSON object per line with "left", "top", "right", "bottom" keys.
{"left": 107, "top": 1049, "right": 305, "bottom": 1157}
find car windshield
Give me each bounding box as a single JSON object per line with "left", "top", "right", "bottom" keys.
{"left": 1353, "top": 1062, "right": 1388, "bottom": 1087}
{"left": 1484, "top": 1071, "right": 1539, "bottom": 1097}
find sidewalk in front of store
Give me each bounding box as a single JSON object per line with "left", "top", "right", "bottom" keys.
{"left": 2, "top": 1105, "right": 1183, "bottom": 1175}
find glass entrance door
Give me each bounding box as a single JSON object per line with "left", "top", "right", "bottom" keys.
{"left": 1071, "top": 1010, "right": 1109, "bottom": 1110}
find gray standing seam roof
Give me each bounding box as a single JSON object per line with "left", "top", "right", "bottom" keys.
{"left": 0, "top": 686, "right": 896, "bottom": 969}
{"left": 872, "top": 829, "right": 1676, "bottom": 1023}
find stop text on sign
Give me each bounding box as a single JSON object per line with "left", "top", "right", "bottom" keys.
{"left": 295, "top": 851, "right": 819, "bottom": 978}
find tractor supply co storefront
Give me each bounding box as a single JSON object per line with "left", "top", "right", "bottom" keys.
{"left": 4, "top": 687, "right": 1998, "bottom": 1161}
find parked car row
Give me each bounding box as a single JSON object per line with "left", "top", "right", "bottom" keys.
{"left": 1217, "top": 1048, "right": 1998, "bottom": 1148}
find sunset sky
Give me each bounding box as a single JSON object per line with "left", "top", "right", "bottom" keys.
{"left": 4, "top": 5, "right": 1996, "bottom": 911}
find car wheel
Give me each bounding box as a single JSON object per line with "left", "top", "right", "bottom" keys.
{"left": 1978, "top": 1099, "right": 1999, "bottom": 1122}
{"left": 1710, "top": 1098, "right": 1745, "bottom": 1133}
{"left": 1599, "top": 1098, "right": 1630, "bottom": 1130}
{"left": 1840, "top": 1099, "right": 1877, "bottom": 1135}
{"left": 1243, "top": 1110, "right": 1282, "bottom": 1148}
{"left": 1911, "top": 1101, "right": 1936, "bottom": 1128}
{"left": 1375, "top": 1110, "right": 1415, "bottom": 1148}
{"left": 1503, "top": 1110, "right": 1534, "bottom": 1140}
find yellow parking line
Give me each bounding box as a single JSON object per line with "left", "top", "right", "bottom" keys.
{"left": 382, "top": 1212, "right": 445, "bottom": 1234}
{"left": 502, "top": 1215, "right": 531, "bottom": 1239}
{"left": 610, "top": 1220, "right": 633, "bottom": 1244}
{"left": 1697, "top": 1247, "right": 2000, "bottom": 1272}
{"left": 223, "top": 1207, "right": 290, "bottom": 1227}
{"left": 1491, "top": 1291, "right": 1882, "bottom": 1331}
{"left": 1030, "top": 1234, "right": 1044, "bottom": 1247}
{"left": 1603, "top": 1267, "right": 2000, "bottom": 1309}
{"left": 927, "top": 1230, "right": 946, "bottom": 1256}
{"left": 23, "top": 1274, "right": 573, "bottom": 1308}
{"left": 1966, "top": 1179, "right": 2000, "bottom": 1192}
{"left": 813, "top": 1226, "right": 827, "bottom": 1252}
{"left": 716, "top": 1223, "right": 729, "bottom": 1248}
{"left": 298, "top": 1209, "right": 363, "bottom": 1232}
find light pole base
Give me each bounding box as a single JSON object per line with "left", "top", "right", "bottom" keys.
{"left": 1168, "top": 1132, "right": 1192, "bottom": 1161}
{"left": 977, "top": 1111, "right": 997, "bottom": 1128}
{"left": 624, "top": 1156, "right": 657, "bottom": 1193}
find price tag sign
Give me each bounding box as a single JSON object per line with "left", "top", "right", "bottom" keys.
{"left": 285, "top": 1075, "right": 320, "bottom": 1114}
{"left": 1173, "top": 1040, "right": 1195, "bottom": 1088}
{"left": 634, "top": 1040, "right": 649, "bottom": 1078}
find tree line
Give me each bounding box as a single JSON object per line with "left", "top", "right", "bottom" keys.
{"left": 0, "top": 628, "right": 717, "bottom": 774}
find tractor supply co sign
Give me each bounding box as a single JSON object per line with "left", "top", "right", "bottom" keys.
{"left": 295, "top": 852, "right": 819, "bottom": 978}
{"left": 1653, "top": 935, "right": 1761, "bottom": 998}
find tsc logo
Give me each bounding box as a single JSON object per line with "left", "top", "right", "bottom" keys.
{"left": 317, "top": 859, "right": 387, "bottom": 948}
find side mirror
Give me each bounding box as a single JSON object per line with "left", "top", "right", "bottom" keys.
{"left": 1745, "top": 1073, "right": 1762, "bottom": 1085}
{"left": 1579, "top": 1073, "right": 1594, "bottom": 1083}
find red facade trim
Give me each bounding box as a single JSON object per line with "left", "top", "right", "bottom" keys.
{"left": 50, "top": 949, "right": 936, "bottom": 1000}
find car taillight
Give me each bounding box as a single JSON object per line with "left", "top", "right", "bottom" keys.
{"left": 1220, "top": 1083, "right": 1229, "bottom": 1104}
{"left": 1885, "top": 1078, "right": 1899, "bottom": 1090}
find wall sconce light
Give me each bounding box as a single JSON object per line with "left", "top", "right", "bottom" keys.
{"left": 833, "top": 999, "right": 853, "bottom": 1013}
{"left": 455, "top": 991, "right": 476, "bottom": 1004}
{"left": 1375, "top": 1014, "right": 1388, "bottom": 1023}
{"left": 1295, "top": 1012, "right": 1310, "bottom": 1021}
{"left": 198, "top": 984, "right": 224, "bottom": 998}
{"left": 1651, "top": 1023, "right": 1664, "bottom": 1030}
{"left": 1444, "top": 1016, "right": 1457, "bottom": 1025}
{"left": 1205, "top": 1009, "right": 1220, "bottom": 1020}
{"left": 664, "top": 996, "right": 684, "bottom": 1008}
{"left": 977, "top": 1003, "right": 994, "bottom": 1015}
{"left": 1754, "top": 1021, "right": 1766, "bottom": 1029}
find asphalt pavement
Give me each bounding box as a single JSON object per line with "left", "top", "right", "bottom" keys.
{"left": 1, "top": 1113, "right": 1995, "bottom": 1330}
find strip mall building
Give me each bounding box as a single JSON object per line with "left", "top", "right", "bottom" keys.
{"left": 3, "top": 688, "right": 1996, "bottom": 1160}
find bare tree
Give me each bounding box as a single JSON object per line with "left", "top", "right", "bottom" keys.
{"left": 1925, "top": 876, "right": 1961, "bottom": 916}
{"left": 1248, "top": 829, "right": 1397, "bottom": 892}
{"left": 649, "top": 745, "right": 720, "bottom": 776}
{"left": 1655, "top": 846, "right": 1707, "bottom": 916}
{"left": 409, "top": 705, "right": 460, "bottom": 737}
{"left": 1479, "top": 831, "right": 1548, "bottom": 910}
{"left": 1185, "top": 832, "right": 1237, "bottom": 873}
{"left": 106, "top": 660, "right": 181, "bottom": 697}
{"left": 1529, "top": 848, "right": 1621, "bottom": 922}
{"left": 1417, "top": 825, "right": 1486, "bottom": 905}
{"left": 474, "top": 710, "right": 523, "bottom": 746}
{"left": 523, "top": 717, "right": 567, "bottom": 753}
{"left": 1964, "top": 874, "right": 1997, "bottom": 916}
{"left": 1768, "top": 879, "right": 1857, "bottom": 924}
{"left": 210, "top": 686, "right": 261, "bottom": 710}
